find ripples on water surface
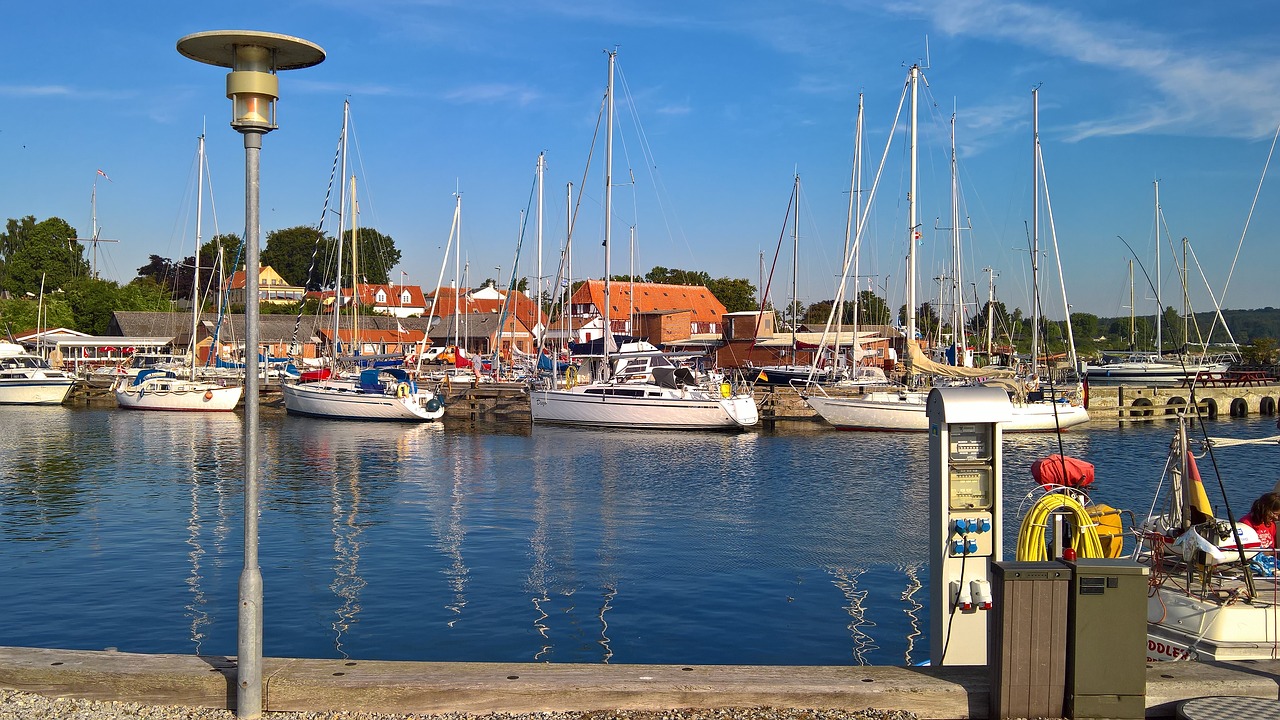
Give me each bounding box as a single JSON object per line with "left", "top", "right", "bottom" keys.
{"left": 2, "top": 406, "right": 1277, "bottom": 666}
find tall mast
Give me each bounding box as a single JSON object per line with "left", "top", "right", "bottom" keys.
{"left": 1182, "top": 236, "right": 1189, "bottom": 352}
{"left": 791, "top": 172, "right": 800, "bottom": 365}
{"left": 984, "top": 267, "right": 997, "bottom": 358}
{"left": 905, "top": 64, "right": 919, "bottom": 370}
{"left": 536, "top": 151, "right": 545, "bottom": 345}
{"left": 565, "top": 182, "right": 573, "bottom": 350}
{"left": 603, "top": 49, "right": 615, "bottom": 373}
{"left": 949, "top": 111, "right": 965, "bottom": 365}
{"left": 190, "top": 134, "right": 205, "bottom": 381}
{"left": 842, "top": 93, "right": 865, "bottom": 373}
{"left": 350, "top": 173, "right": 360, "bottom": 353}
{"left": 1031, "top": 87, "right": 1042, "bottom": 376}
{"left": 1128, "top": 259, "right": 1136, "bottom": 350}
{"left": 333, "top": 100, "right": 349, "bottom": 366}
{"left": 1154, "top": 180, "right": 1162, "bottom": 353}
{"left": 455, "top": 192, "right": 462, "bottom": 346}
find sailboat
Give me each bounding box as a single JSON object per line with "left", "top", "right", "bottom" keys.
{"left": 804, "top": 66, "right": 1007, "bottom": 431}
{"left": 115, "top": 134, "right": 244, "bottom": 412}
{"left": 1083, "top": 182, "right": 1233, "bottom": 385}
{"left": 1133, "top": 411, "right": 1280, "bottom": 661}
{"left": 750, "top": 174, "right": 852, "bottom": 387}
{"left": 1000, "top": 86, "right": 1090, "bottom": 430}
{"left": 529, "top": 51, "right": 759, "bottom": 431}
{"left": 804, "top": 73, "right": 1087, "bottom": 432}
{"left": 281, "top": 101, "right": 445, "bottom": 422}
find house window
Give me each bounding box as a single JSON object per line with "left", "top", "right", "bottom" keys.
{"left": 401, "top": 291, "right": 411, "bottom": 304}
{"left": 376, "top": 290, "right": 387, "bottom": 303}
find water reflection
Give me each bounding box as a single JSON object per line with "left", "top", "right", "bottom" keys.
{"left": 0, "top": 407, "right": 91, "bottom": 542}
{"left": 283, "top": 417, "right": 445, "bottom": 655}
{"left": 899, "top": 562, "right": 924, "bottom": 666}
{"left": 828, "top": 566, "right": 877, "bottom": 665}
{"left": 8, "top": 407, "right": 1279, "bottom": 666}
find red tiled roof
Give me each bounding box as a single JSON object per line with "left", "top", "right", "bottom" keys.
{"left": 425, "top": 287, "right": 548, "bottom": 328}
{"left": 571, "top": 280, "right": 727, "bottom": 324}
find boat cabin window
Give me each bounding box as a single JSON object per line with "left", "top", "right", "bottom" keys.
{"left": 584, "top": 387, "right": 647, "bottom": 398}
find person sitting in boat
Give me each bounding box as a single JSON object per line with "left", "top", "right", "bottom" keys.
{"left": 1240, "top": 491, "right": 1280, "bottom": 548}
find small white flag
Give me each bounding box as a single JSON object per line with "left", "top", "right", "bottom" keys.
{"left": 397, "top": 321, "right": 406, "bottom": 334}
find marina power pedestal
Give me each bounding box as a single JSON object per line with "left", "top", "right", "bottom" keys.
{"left": 926, "top": 386, "right": 1013, "bottom": 666}
{"left": 1065, "top": 558, "right": 1149, "bottom": 719}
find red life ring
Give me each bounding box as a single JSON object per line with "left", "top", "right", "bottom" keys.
{"left": 204, "top": 390, "right": 214, "bottom": 400}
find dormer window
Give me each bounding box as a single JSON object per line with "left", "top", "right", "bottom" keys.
{"left": 401, "top": 291, "right": 411, "bottom": 304}
{"left": 376, "top": 290, "right": 387, "bottom": 303}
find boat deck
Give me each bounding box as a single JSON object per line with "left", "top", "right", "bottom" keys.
{"left": 1146, "top": 550, "right": 1280, "bottom": 661}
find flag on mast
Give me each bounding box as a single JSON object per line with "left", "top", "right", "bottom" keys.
{"left": 96, "top": 169, "right": 112, "bottom": 182}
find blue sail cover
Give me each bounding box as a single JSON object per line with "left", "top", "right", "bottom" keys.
{"left": 358, "top": 367, "right": 415, "bottom": 394}
{"left": 567, "top": 334, "right": 635, "bottom": 356}
{"left": 537, "top": 352, "right": 572, "bottom": 373}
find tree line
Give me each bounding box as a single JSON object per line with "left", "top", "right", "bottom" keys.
{"left": 5, "top": 213, "right": 1275, "bottom": 365}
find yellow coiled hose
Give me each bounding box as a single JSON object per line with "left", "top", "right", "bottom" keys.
{"left": 1016, "top": 493, "right": 1106, "bottom": 561}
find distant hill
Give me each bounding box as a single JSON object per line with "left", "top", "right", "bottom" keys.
{"left": 1096, "top": 307, "right": 1279, "bottom": 346}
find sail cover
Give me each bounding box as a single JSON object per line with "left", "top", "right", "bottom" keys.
{"left": 1032, "top": 454, "right": 1095, "bottom": 489}
{"left": 906, "top": 340, "right": 1015, "bottom": 379}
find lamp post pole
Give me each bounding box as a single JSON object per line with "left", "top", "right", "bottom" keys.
{"left": 176, "top": 31, "right": 324, "bottom": 720}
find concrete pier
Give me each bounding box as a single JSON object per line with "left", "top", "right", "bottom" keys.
{"left": 2, "top": 646, "right": 1278, "bottom": 717}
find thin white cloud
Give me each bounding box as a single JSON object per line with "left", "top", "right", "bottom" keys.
{"left": 906, "top": 0, "right": 1280, "bottom": 141}
{"left": 0, "top": 85, "right": 75, "bottom": 97}
{"left": 442, "top": 83, "right": 540, "bottom": 106}
{"left": 290, "top": 79, "right": 401, "bottom": 97}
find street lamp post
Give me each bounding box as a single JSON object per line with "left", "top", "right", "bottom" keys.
{"left": 175, "top": 30, "right": 324, "bottom": 720}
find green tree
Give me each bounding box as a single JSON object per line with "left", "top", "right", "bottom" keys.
{"left": 706, "top": 277, "right": 757, "bottom": 313}
{"left": 1242, "top": 337, "right": 1277, "bottom": 366}
{"left": 1162, "top": 306, "right": 1186, "bottom": 350}
{"left": 803, "top": 299, "right": 836, "bottom": 325}
{"left": 337, "top": 226, "right": 401, "bottom": 286}
{"left": 856, "top": 290, "right": 892, "bottom": 326}
{"left": 0, "top": 296, "right": 75, "bottom": 334}
{"left": 1071, "top": 312, "right": 1100, "bottom": 340}
{"left": 0, "top": 216, "right": 87, "bottom": 296}
{"left": 262, "top": 226, "right": 327, "bottom": 288}
{"left": 644, "top": 266, "right": 713, "bottom": 286}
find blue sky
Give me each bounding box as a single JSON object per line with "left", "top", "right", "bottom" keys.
{"left": 4, "top": 1, "right": 1279, "bottom": 322}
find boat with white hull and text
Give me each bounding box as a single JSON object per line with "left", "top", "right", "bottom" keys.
{"left": 0, "top": 342, "right": 77, "bottom": 405}
{"left": 283, "top": 368, "right": 444, "bottom": 422}
{"left": 114, "top": 368, "right": 242, "bottom": 411}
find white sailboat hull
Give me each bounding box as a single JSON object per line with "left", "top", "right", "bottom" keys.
{"left": 805, "top": 390, "right": 1089, "bottom": 432}
{"left": 1084, "top": 358, "right": 1232, "bottom": 384}
{"left": 805, "top": 391, "right": 931, "bottom": 431}
{"left": 1147, "top": 584, "right": 1280, "bottom": 661}
{"left": 531, "top": 385, "right": 758, "bottom": 430}
{"left": 114, "top": 379, "right": 243, "bottom": 412}
{"left": 282, "top": 380, "right": 444, "bottom": 422}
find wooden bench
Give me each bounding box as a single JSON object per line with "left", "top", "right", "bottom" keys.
{"left": 1180, "top": 372, "right": 1231, "bottom": 387}
{"left": 1225, "top": 370, "right": 1273, "bottom": 386}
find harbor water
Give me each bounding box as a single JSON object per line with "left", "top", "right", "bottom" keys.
{"left": 2, "top": 405, "right": 1277, "bottom": 667}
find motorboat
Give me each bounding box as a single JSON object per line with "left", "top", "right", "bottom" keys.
{"left": 0, "top": 341, "right": 77, "bottom": 405}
